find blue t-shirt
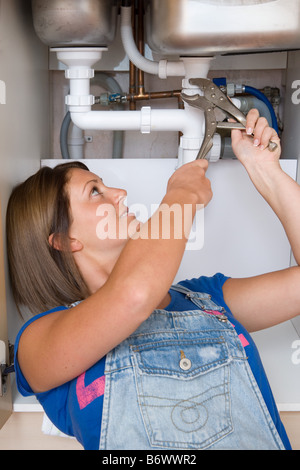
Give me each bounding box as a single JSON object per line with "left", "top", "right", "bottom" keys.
{"left": 14, "top": 273, "right": 291, "bottom": 450}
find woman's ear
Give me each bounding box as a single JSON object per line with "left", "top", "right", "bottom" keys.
{"left": 48, "top": 233, "right": 83, "bottom": 253}
{"left": 48, "top": 233, "right": 61, "bottom": 251}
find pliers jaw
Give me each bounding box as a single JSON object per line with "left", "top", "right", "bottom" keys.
{"left": 189, "top": 78, "right": 248, "bottom": 127}
{"left": 180, "top": 93, "right": 218, "bottom": 160}
{"left": 181, "top": 78, "right": 277, "bottom": 160}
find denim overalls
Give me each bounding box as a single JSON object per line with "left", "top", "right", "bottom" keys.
{"left": 99, "top": 284, "right": 285, "bottom": 450}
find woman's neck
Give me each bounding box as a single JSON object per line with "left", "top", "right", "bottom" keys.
{"left": 74, "top": 248, "right": 121, "bottom": 294}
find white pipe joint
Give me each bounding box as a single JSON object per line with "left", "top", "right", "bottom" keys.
{"left": 141, "top": 107, "right": 151, "bottom": 134}
{"left": 65, "top": 68, "right": 95, "bottom": 113}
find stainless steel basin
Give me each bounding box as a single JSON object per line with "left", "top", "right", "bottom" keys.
{"left": 31, "top": 0, "right": 118, "bottom": 47}
{"left": 145, "top": 0, "right": 300, "bottom": 56}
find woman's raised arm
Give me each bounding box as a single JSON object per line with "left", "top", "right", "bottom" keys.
{"left": 223, "top": 110, "right": 300, "bottom": 332}
{"left": 18, "top": 160, "right": 212, "bottom": 393}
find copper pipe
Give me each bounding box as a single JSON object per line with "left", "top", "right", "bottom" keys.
{"left": 127, "top": 1, "right": 184, "bottom": 114}
{"left": 129, "top": 63, "right": 137, "bottom": 111}
{"left": 137, "top": 0, "right": 145, "bottom": 97}
{"left": 129, "top": 4, "right": 137, "bottom": 110}
{"left": 127, "top": 90, "right": 181, "bottom": 101}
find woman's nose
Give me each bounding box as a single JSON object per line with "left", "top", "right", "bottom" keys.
{"left": 108, "top": 187, "right": 127, "bottom": 206}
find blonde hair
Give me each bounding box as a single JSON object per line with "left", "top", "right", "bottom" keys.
{"left": 6, "top": 161, "right": 90, "bottom": 315}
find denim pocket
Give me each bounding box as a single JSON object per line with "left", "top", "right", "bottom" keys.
{"left": 131, "top": 336, "right": 233, "bottom": 449}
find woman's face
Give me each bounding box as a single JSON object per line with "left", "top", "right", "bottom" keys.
{"left": 66, "top": 168, "right": 139, "bottom": 258}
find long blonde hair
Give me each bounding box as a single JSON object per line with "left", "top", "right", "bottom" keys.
{"left": 6, "top": 161, "right": 90, "bottom": 315}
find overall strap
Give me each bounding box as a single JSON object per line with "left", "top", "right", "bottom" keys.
{"left": 170, "top": 283, "right": 211, "bottom": 300}
{"left": 170, "top": 283, "right": 227, "bottom": 319}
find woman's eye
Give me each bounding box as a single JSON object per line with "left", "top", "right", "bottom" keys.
{"left": 91, "top": 187, "right": 102, "bottom": 197}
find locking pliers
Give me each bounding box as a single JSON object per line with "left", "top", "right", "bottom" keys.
{"left": 181, "top": 78, "right": 277, "bottom": 160}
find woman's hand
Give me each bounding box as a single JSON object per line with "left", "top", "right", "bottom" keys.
{"left": 166, "top": 160, "right": 213, "bottom": 208}
{"left": 231, "top": 108, "right": 281, "bottom": 168}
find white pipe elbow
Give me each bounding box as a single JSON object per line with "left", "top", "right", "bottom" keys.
{"left": 121, "top": 7, "right": 159, "bottom": 76}
{"left": 120, "top": 6, "right": 185, "bottom": 79}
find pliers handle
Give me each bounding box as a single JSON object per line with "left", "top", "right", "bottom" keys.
{"left": 181, "top": 78, "right": 277, "bottom": 160}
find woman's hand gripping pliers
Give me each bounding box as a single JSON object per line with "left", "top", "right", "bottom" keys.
{"left": 181, "top": 78, "right": 278, "bottom": 160}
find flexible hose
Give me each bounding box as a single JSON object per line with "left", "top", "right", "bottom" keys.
{"left": 60, "top": 111, "right": 71, "bottom": 159}
{"left": 244, "top": 86, "right": 279, "bottom": 133}
{"left": 237, "top": 96, "right": 272, "bottom": 127}
{"left": 92, "top": 73, "right": 125, "bottom": 159}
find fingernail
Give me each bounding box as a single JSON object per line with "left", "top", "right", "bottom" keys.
{"left": 246, "top": 128, "right": 253, "bottom": 135}
{"left": 253, "top": 139, "right": 260, "bottom": 147}
{"left": 259, "top": 144, "right": 265, "bottom": 150}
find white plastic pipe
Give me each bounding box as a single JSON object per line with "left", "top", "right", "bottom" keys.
{"left": 70, "top": 106, "right": 208, "bottom": 165}
{"left": 120, "top": 6, "right": 185, "bottom": 79}
{"left": 72, "top": 110, "right": 142, "bottom": 131}
{"left": 71, "top": 107, "right": 201, "bottom": 136}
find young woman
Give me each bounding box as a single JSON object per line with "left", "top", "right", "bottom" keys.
{"left": 7, "top": 110, "right": 300, "bottom": 450}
